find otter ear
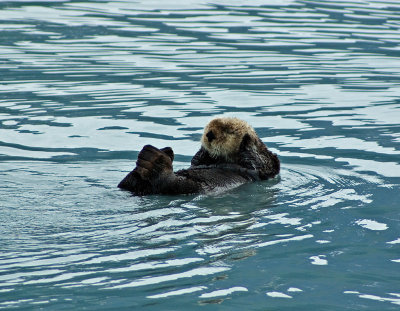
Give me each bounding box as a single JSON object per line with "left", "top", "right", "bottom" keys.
{"left": 239, "top": 133, "right": 252, "bottom": 150}
{"left": 160, "top": 147, "right": 174, "bottom": 162}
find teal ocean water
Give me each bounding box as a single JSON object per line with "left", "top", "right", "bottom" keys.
{"left": 1, "top": 0, "right": 400, "bottom": 310}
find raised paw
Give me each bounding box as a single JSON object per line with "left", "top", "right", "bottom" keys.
{"left": 135, "top": 145, "right": 173, "bottom": 181}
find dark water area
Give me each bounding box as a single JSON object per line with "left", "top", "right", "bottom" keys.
{"left": 1, "top": 0, "right": 400, "bottom": 310}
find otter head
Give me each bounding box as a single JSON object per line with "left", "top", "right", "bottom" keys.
{"left": 201, "top": 117, "right": 258, "bottom": 161}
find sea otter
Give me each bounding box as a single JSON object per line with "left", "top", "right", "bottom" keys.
{"left": 118, "top": 117, "right": 280, "bottom": 195}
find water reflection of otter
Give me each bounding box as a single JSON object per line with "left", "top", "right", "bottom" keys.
{"left": 118, "top": 117, "right": 280, "bottom": 195}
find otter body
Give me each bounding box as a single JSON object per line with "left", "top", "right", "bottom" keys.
{"left": 118, "top": 117, "right": 280, "bottom": 195}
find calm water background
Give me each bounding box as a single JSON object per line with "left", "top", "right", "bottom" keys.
{"left": 1, "top": 0, "right": 400, "bottom": 310}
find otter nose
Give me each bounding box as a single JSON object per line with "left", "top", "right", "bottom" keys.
{"left": 206, "top": 130, "right": 215, "bottom": 142}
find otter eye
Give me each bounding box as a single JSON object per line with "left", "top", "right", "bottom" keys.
{"left": 206, "top": 130, "right": 216, "bottom": 142}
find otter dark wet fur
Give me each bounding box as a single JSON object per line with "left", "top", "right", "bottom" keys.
{"left": 118, "top": 117, "right": 280, "bottom": 195}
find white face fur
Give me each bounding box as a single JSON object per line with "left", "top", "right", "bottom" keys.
{"left": 201, "top": 117, "right": 257, "bottom": 160}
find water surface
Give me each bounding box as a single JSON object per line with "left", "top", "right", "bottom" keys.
{"left": 1, "top": 0, "right": 400, "bottom": 310}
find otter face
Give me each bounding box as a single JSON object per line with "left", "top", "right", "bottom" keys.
{"left": 201, "top": 117, "right": 257, "bottom": 160}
